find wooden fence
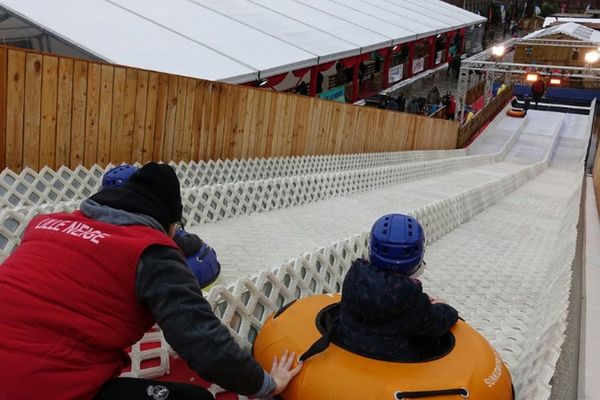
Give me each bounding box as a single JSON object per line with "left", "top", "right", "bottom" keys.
{"left": 457, "top": 87, "right": 513, "bottom": 148}
{"left": 0, "top": 46, "right": 459, "bottom": 172}
{"left": 430, "top": 105, "right": 448, "bottom": 120}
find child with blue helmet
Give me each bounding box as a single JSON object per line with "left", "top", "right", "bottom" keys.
{"left": 102, "top": 164, "right": 220, "bottom": 288}
{"left": 336, "top": 213, "right": 458, "bottom": 362}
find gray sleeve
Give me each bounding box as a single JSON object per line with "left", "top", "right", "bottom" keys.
{"left": 136, "top": 245, "right": 269, "bottom": 396}
{"left": 255, "top": 373, "right": 276, "bottom": 399}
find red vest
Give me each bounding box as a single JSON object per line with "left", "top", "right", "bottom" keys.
{"left": 0, "top": 211, "right": 178, "bottom": 400}
{"left": 448, "top": 98, "right": 456, "bottom": 114}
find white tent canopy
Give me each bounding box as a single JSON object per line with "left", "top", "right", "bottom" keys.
{"left": 524, "top": 22, "right": 600, "bottom": 45}
{"left": 0, "top": 0, "right": 486, "bottom": 83}
{"left": 543, "top": 16, "right": 600, "bottom": 28}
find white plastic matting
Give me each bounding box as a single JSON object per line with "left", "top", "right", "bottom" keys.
{"left": 191, "top": 111, "right": 569, "bottom": 282}
{"left": 503, "top": 112, "right": 565, "bottom": 164}
{"left": 195, "top": 161, "right": 528, "bottom": 282}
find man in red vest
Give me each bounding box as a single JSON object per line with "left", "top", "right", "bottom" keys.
{"left": 532, "top": 78, "right": 546, "bottom": 109}
{"left": 0, "top": 162, "right": 301, "bottom": 400}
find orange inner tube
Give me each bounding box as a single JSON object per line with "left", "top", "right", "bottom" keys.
{"left": 254, "top": 294, "right": 514, "bottom": 400}
{"left": 507, "top": 108, "right": 526, "bottom": 118}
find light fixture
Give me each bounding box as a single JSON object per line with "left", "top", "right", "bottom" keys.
{"left": 585, "top": 50, "right": 600, "bottom": 64}
{"left": 526, "top": 73, "right": 539, "bottom": 82}
{"left": 491, "top": 45, "right": 506, "bottom": 58}
{"left": 256, "top": 78, "right": 268, "bottom": 87}
{"left": 393, "top": 44, "right": 400, "bottom": 52}
{"left": 550, "top": 78, "right": 561, "bottom": 85}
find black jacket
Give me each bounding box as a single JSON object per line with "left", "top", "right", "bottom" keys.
{"left": 336, "top": 259, "right": 458, "bottom": 362}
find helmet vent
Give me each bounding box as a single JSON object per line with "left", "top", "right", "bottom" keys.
{"left": 382, "top": 229, "right": 388, "bottom": 234}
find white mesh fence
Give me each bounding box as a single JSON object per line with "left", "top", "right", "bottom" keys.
{"left": 0, "top": 150, "right": 466, "bottom": 211}
{"left": 173, "top": 149, "right": 466, "bottom": 188}
{"left": 0, "top": 155, "right": 491, "bottom": 261}
{"left": 179, "top": 155, "right": 493, "bottom": 227}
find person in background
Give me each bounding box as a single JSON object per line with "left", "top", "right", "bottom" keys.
{"left": 0, "top": 162, "right": 302, "bottom": 400}
{"left": 510, "top": 21, "right": 517, "bottom": 37}
{"left": 531, "top": 78, "right": 545, "bottom": 109}
{"left": 427, "top": 86, "right": 440, "bottom": 105}
{"left": 444, "top": 93, "right": 456, "bottom": 121}
{"left": 317, "top": 72, "right": 324, "bottom": 95}
{"left": 451, "top": 55, "right": 462, "bottom": 80}
{"left": 523, "top": 95, "right": 531, "bottom": 115}
{"left": 377, "top": 95, "right": 389, "bottom": 109}
{"left": 295, "top": 81, "right": 308, "bottom": 96}
{"left": 396, "top": 93, "right": 407, "bottom": 112}
{"left": 336, "top": 214, "right": 458, "bottom": 362}
{"left": 406, "top": 98, "right": 420, "bottom": 114}
{"left": 386, "top": 96, "right": 400, "bottom": 111}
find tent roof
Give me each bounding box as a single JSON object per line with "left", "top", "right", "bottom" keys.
{"left": 0, "top": 0, "right": 485, "bottom": 83}
{"left": 543, "top": 16, "right": 600, "bottom": 28}
{"left": 524, "top": 22, "right": 600, "bottom": 45}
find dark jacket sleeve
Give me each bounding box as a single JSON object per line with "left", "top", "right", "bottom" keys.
{"left": 404, "top": 291, "right": 459, "bottom": 338}
{"left": 172, "top": 231, "right": 203, "bottom": 256}
{"left": 135, "top": 245, "right": 265, "bottom": 396}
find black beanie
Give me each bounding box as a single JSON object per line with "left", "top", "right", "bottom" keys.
{"left": 123, "top": 162, "right": 183, "bottom": 225}
{"left": 90, "top": 162, "right": 182, "bottom": 232}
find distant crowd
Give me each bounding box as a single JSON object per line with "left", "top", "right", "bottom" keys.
{"left": 377, "top": 86, "right": 456, "bottom": 121}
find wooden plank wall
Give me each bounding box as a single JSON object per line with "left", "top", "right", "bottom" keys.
{"left": 0, "top": 46, "right": 459, "bottom": 172}
{"left": 514, "top": 42, "right": 591, "bottom": 68}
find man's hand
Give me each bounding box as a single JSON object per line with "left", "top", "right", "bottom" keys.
{"left": 270, "top": 350, "right": 303, "bottom": 396}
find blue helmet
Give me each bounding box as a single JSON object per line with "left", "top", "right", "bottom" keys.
{"left": 369, "top": 214, "right": 425, "bottom": 276}
{"left": 175, "top": 229, "right": 221, "bottom": 288}
{"left": 102, "top": 164, "right": 138, "bottom": 189}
